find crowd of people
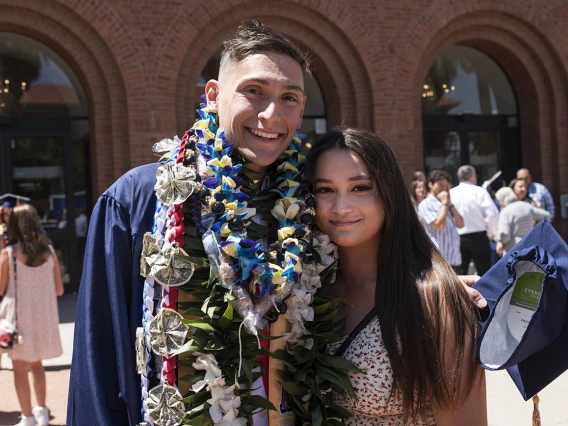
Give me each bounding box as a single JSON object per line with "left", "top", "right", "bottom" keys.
{"left": 411, "top": 166, "right": 554, "bottom": 274}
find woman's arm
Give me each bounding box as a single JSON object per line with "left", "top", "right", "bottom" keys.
{"left": 52, "top": 252, "right": 65, "bottom": 296}
{"left": 434, "top": 310, "right": 487, "bottom": 426}
{"left": 0, "top": 248, "right": 8, "bottom": 296}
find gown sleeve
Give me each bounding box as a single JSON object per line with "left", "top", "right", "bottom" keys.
{"left": 66, "top": 193, "right": 141, "bottom": 425}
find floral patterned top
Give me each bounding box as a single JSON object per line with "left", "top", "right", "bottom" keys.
{"left": 329, "top": 316, "right": 436, "bottom": 425}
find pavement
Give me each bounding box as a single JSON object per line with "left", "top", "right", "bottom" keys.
{"left": 0, "top": 294, "right": 567, "bottom": 425}
{"left": 0, "top": 294, "right": 75, "bottom": 426}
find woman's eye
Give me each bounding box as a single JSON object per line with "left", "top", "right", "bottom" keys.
{"left": 314, "top": 187, "right": 332, "bottom": 194}
{"left": 353, "top": 185, "right": 373, "bottom": 192}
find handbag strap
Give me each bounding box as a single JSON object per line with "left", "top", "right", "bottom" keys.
{"left": 11, "top": 246, "right": 17, "bottom": 329}
{"left": 334, "top": 308, "right": 377, "bottom": 358}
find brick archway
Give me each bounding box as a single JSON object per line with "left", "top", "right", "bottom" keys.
{"left": 394, "top": 8, "right": 567, "bottom": 233}
{"left": 0, "top": 3, "right": 129, "bottom": 196}
{"left": 173, "top": 1, "right": 375, "bottom": 136}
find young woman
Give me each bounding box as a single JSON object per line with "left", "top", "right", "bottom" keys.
{"left": 306, "top": 128, "right": 487, "bottom": 425}
{"left": 0, "top": 204, "right": 64, "bottom": 426}
{"left": 410, "top": 179, "right": 427, "bottom": 208}
{"left": 509, "top": 178, "right": 541, "bottom": 208}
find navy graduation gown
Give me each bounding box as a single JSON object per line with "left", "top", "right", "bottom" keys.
{"left": 67, "top": 163, "right": 159, "bottom": 425}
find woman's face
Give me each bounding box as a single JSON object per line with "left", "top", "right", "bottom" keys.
{"left": 313, "top": 148, "right": 385, "bottom": 249}
{"left": 513, "top": 180, "right": 528, "bottom": 200}
{"left": 414, "top": 181, "right": 426, "bottom": 202}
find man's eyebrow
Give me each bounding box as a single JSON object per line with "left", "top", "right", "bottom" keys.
{"left": 245, "top": 78, "right": 304, "bottom": 94}
{"left": 313, "top": 175, "right": 371, "bottom": 184}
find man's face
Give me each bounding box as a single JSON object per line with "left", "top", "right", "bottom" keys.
{"left": 205, "top": 52, "right": 306, "bottom": 168}
{"left": 428, "top": 179, "right": 449, "bottom": 196}
{"left": 516, "top": 169, "right": 532, "bottom": 185}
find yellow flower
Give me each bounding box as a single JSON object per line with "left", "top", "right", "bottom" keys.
{"left": 278, "top": 227, "right": 296, "bottom": 240}
{"left": 208, "top": 155, "right": 233, "bottom": 169}
{"left": 270, "top": 265, "right": 286, "bottom": 285}
{"left": 220, "top": 222, "right": 231, "bottom": 237}
{"left": 221, "top": 242, "right": 238, "bottom": 258}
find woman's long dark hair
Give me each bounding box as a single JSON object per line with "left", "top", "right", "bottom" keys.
{"left": 8, "top": 204, "right": 51, "bottom": 266}
{"left": 306, "top": 128, "right": 480, "bottom": 419}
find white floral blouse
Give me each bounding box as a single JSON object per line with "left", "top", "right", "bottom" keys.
{"left": 329, "top": 316, "right": 436, "bottom": 425}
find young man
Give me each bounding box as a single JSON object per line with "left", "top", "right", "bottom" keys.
{"left": 67, "top": 21, "right": 309, "bottom": 426}
{"left": 67, "top": 21, "right": 486, "bottom": 425}
{"left": 418, "top": 170, "right": 464, "bottom": 271}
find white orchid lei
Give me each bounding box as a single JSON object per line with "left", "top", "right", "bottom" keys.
{"left": 139, "top": 99, "right": 359, "bottom": 426}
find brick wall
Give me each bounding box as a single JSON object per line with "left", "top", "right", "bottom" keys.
{"left": 1, "top": 0, "right": 567, "bottom": 235}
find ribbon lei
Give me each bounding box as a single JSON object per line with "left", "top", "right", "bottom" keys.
{"left": 159, "top": 131, "right": 188, "bottom": 386}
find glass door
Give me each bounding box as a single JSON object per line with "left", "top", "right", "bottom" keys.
{"left": 0, "top": 118, "right": 79, "bottom": 291}
{"left": 423, "top": 115, "right": 521, "bottom": 185}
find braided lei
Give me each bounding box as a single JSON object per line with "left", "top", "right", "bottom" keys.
{"left": 138, "top": 100, "right": 352, "bottom": 426}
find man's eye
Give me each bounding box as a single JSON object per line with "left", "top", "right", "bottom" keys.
{"left": 244, "top": 88, "right": 261, "bottom": 95}
{"left": 283, "top": 95, "right": 298, "bottom": 102}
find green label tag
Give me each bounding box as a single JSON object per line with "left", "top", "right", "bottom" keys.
{"left": 510, "top": 271, "right": 544, "bottom": 311}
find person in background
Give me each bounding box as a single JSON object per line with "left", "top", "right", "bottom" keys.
{"left": 515, "top": 168, "right": 554, "bottom": 221}
{"left": 308, "top": 128, "right": 486, "bottom": 425}
{"left": 450, "top": 166, "right": 499, "bottom": 276}
{"left": 494, "top": 187, "right": 551, "bottom": 256}
{"left": 418, "top": 170, "right": 464, "bottom": 272}
{"left": 413, "top": 170, "right": 426, "bottom": 182}
{"left": 74, "top": 209, "right": 88, "bottom": 239}
{"left": 509, "top": 178, "right": 541, "bottom": 208}
{"left": 0, "top": 204, "right": 64, "bottom": 426}
{"left": 410, "top": 179, "right": 427, "bottom": 208}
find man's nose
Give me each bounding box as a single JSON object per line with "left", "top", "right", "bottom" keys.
{"left": 258, "top": 100, "right": 281, "bottom": 123}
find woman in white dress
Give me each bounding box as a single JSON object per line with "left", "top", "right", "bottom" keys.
{"left": 0, "top": 204, "right": 64, "bottom": 426}
{"left": 307, "top": 128, "right": 487, "bottom": 425}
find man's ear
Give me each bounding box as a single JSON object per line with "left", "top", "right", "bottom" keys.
{"left": 205, "top": 80, "right": 220, "bottom": 112}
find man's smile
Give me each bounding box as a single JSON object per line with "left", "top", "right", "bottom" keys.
{"left": 246, "top": 127, "right": 282, "bottom": 140}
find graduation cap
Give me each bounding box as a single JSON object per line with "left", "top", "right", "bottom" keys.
{"left": 0, "top": 193, "right": 30, "bottom": 208}
{"left": 473, "top": 219, "right": 568, "bottom": 400}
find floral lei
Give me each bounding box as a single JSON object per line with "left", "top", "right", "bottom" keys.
{"left": 137, "top": 99, "right": 359, "bottom": 426}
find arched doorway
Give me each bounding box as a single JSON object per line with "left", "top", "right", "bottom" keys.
{"left": 195, "top": 51, "right": 327, "bottom": 149}
{"left": 0, "top": 32, "right": 90, "bottom": 291}
{"left": 422, "top": 45, "right": 520, "bottom": 183}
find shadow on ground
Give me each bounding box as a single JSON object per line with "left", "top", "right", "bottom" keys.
{"left": 0, "top": 411, "right": 63, "bottom": 426}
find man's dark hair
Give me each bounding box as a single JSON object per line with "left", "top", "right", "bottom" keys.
{"left": 428, "top": 169, "right": 451, "bottom": 184}
{"left": 220, "top": 20, "right": 310, "bottom": 73}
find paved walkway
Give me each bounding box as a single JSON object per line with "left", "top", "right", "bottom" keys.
{"left": 0, "top": 294, "right": 75, "bottom": 426}
{"left": 0, "top": 294, "right": 567, "bottom": 425}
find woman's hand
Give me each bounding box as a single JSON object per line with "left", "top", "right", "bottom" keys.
{"left": 457, "top": 275, "right": 487, "bottom": 309}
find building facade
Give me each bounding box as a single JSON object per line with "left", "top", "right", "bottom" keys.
{"left": 1, "top": 0, "right": 567, "bottom": 286}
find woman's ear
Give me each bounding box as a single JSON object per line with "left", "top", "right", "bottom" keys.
{"left": 205, "top": 80, "right": 220, "bottom": 112}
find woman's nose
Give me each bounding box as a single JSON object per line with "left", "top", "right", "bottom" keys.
{"left": 332, "top": 194, "right": 353, "bottom": 215}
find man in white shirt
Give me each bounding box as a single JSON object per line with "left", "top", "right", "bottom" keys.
{"left": 450, "top": 165, "right": 499, "bottom": 276}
